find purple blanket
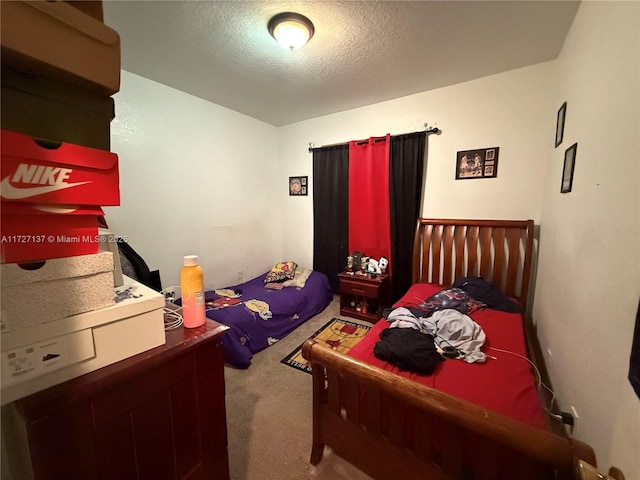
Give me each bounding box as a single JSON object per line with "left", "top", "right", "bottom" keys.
{"left": 203, "top": 270, "right": 332, "bottom": 368}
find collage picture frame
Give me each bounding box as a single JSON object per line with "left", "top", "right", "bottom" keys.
{"left": 289, "top": 176, "right": 308, "bottom": 196}
{"left": 455, "top": 147, "right": 499, "bottom": 180}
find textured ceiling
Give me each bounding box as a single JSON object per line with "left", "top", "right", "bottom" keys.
{"left": 103, "top": 1, "right": 580, "bottom": 127}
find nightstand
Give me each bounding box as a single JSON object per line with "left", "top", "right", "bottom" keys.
{"left": 338, "top": 272, "right": 390, "bottom": 323}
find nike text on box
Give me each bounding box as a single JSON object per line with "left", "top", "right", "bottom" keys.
{"left": 1, "top": 202, "right": 104, "bottom": 263}
{"left": 0, "top": 130, "right": 120, "bottom": 206}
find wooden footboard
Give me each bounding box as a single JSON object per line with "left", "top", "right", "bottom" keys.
{"left": 302, "top": 340, "right": 596, "bottom": 480}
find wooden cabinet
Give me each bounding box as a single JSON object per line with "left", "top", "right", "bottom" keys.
{"left": 338, "top": 272, "right": 389, "bottom": 323}
{"left": 1, "top": 321, "right": 230, "bottom": 480}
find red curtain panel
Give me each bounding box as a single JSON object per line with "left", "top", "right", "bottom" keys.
{"left": 348, "top": 135, "right": 391, "bottom": 272}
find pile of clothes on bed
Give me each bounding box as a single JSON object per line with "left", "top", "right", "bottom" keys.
{"left": 374, "top": 277, "right": 521, "bottom": 374}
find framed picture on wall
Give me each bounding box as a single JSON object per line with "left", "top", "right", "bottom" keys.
{"left": 455, "top": 147, "right": 499, "bottom": 180}
{"left": 289, "top": 176, "right": 308, "bottom": 196}
{"left": 555, "top": 102, "right": 567, "bottom": 148}
{"left": 561, "top": 143, "right": 577, "bottom": 193}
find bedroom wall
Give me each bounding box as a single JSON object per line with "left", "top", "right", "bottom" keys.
{"left": 278, "top": 61, "right": 556, "bottom": 269}
{"left": 533, "top": 1, "right": 640, "bottom": 477}
{"left": 104, "top": 71, "right": 282, "bottom": 290}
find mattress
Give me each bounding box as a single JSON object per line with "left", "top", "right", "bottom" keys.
{"left": 204, "top": 270, "right": 332, "bottom": 368}
{"left": 348, "top": 282, "right": 545, "bottom": 428}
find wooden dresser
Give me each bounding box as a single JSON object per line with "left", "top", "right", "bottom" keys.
{"left": 1, "top": 320, "right": 230, "bottom": 480}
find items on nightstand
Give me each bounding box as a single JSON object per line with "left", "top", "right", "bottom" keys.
{"left": 346, "top": 254, "right": 354, "bottom": 273}
{"left": 379, "top": 256, "right": 388, "bottom": 273}
{"left": 348, "top": 252, "right": 364, "bottom": 273}
{"left": 345, "top": 252, "right": 389, "bottom": 278}
{"left": 350, "top": 297, "right": 373, "bottom": 314}
{"left": 366, "top": 256, "right": 389, "bottom": 277}
{"left": 360, "top": 256, "right": 367, "bottom": 272}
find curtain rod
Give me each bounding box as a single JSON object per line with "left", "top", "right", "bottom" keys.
{"left": 308, "top": 123, "right": 440, "bottom": 152}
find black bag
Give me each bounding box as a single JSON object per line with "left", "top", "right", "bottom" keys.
{"left": 117, "top": 240, "right": 162, "bottom": 292}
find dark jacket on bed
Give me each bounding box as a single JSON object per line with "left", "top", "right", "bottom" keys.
{"left": 373, "top": 327, "right": 442, "bottom": 375}
{"left": 453, "top": 276, "right": 521, "bottom": 313}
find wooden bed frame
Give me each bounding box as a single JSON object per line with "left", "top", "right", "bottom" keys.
{"left": 302, "top": 218, "right": 597, "bottom": 480}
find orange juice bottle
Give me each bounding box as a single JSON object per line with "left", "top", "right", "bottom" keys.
{"left": 180, "top": 255, "right": 206, "bottom": 328}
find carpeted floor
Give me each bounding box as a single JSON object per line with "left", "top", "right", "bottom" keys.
{"left": 224, "top": 296, "right": 375, "bottom": 480}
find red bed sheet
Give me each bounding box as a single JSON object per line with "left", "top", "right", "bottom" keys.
{"left": 347, "top": 283, "right": 546, "bottom": 429}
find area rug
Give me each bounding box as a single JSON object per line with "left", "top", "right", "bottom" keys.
{"left": 280, "top": 317, "right": 371, "bottom": 374}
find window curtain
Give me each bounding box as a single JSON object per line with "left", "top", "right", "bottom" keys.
{"left": 348, "top": 135, "right": 391, "bottom": 265}
{"left": 389, "top": 132, "right": 426, "bottom": 302}
{"left": 312, "top": 145, "right": 349, "bottom": 293}
{"left": 311, "top": 132, "right": 426, "bottom": 300}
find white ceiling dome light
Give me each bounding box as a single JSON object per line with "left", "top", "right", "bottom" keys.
{"left": 268, "top": 12, "right": 315, "bottom": 51}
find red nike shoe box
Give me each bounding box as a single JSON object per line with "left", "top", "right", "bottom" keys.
{"left": 1, "top": 202, "right": 103, "bottom": 264}
{"left": 0, "top": 130, "right": 119, "bottom": 206}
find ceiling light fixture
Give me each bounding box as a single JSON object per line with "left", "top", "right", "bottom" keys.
{"left": 268, "top": 12, "right": 314, "bottom": 51}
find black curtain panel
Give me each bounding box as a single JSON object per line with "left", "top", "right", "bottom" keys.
{"left": 630, "top": 297, "right": 640, "bottom": 399}
{"left": 312, "top": 145, "right": 349, "bottom": 294}
{"left": 389, "top": 132, "right": 426, "bottom": 303}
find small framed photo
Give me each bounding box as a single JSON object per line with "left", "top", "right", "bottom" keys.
{"left": 561, "top": 143, "right": 577, "bottom": 193}
{"left": 455, "top": 147, "right": 499, "bottom": 180}
{"left": 555, "top": 102, "right": 567, "bottom": 148}
{"left": 289, "top": 176, "right": 308, "bottom": 196}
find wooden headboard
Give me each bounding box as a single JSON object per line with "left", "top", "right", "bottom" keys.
{"left": 412, "top": 218, "right": 535, "bottom": 310}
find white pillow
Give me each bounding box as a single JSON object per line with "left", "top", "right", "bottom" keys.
{"left": 283, "top": 269, "right": 312, "bottom": 288}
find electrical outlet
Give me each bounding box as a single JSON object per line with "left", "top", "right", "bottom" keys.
{"left": 163, "top": 287, "right": 180, "bottom": 303}
{"left": 238, "top": 271, "right": 244, "bottom": 280}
